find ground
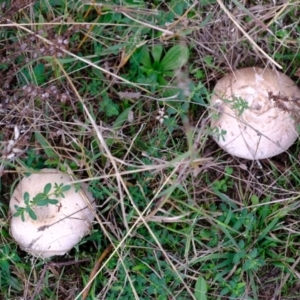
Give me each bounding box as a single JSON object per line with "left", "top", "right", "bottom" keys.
{"left": 1, "top": 0, "right": 300, "bottom": 299}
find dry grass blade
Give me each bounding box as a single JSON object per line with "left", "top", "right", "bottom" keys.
{"left": 55, "top": 60, "right": 141, "bottom": 299}
{"left": 2, "top": 21, "right": 150, "bottom": 93}
{"left": 266, "top": 1, "right": 290, "bottom": 27}
{"left": 216, "top": 0, "right": 282, "bottom": 69}
{"left": 121, "top": 12, "right": 174, "bottom": 36}
{"left": 52, "top": 56, "right": 196, "bottom": 299}
{"left": 231, "top": 0, "right": 274, "bottom": 34}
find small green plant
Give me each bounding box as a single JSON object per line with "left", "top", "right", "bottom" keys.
{"left": 99, "top": 92, "right": 119, "bottom": 117}
{"left": 193, "top": 198, "right": 288, "bottom": 299}
{"left": 230, "top": 96, "right": 249, "bottom": 116}
{"left": 212, "top": 166, "right": 234, "bottom": 192}
{"left": 13, "top": 183, "right": 71, "bottom": 222}
{"left": 132, "top": 44, "right": 189, "bottom": 94}
{"left": 0, "top": 244, "right": 22, "bottom": 292}
{"left": 218, "top": 274, "right": 247, "bottom": 298}
{"left": 209, "top": 126, "right": 227, "bottom": 142}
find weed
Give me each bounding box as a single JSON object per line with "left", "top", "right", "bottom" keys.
{"left": 131, "top": 44, "right": 189, "bottom": 95}
{"left": 211, "top": 166, "right": 234, "bottom": 193}
{"left": 230, "top": 96, "right": 250, "bottom": 117}
{"left": 13, "top": 182, "right": 71, "bottom": 221}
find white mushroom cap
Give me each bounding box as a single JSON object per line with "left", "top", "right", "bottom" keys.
{"left": 210, "top": 67, "right": 300, "bottom": 159}
{"left": 9, "top": 169, "right": 96, "bottom": 258}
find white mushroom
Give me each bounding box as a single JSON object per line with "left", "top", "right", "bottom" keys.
{"left": 210, "top": 67, "right": 300, "bottom": 159}
{"left": 9, "top": 168, "right": 95, "bottom": 258}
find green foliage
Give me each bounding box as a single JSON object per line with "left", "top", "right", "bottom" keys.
{"left": 0, "top": 244, "right": 22, "bottom": 292}
{"left": 229, "top": 96, "right": 250, "bottom": 116}
{"left": 131, "top": 44, "right": 189, "bottom": 95}
{"left": 210, "top": 126, "right": 227, "bottom": 142}
{"left": 13, "top": 182, "right": 71, "bottom": 221}
{"left": 104, "top": 232, "right": 183, "bottom": 299}
{"left": 139, "top": 44, "right": 189, "bottom": 76}
{"left": 35, "top": 132, "right": 60, "bottom": 167}
{"left": 19, "top": 63, "right": 48, "bottom": 85}
{"left": 212, "top": 166, "right": 234, "bottom": 192}
{"left": 194, "top": 276, "right": 208, "bottom": 300}
{"left": 193, "top": 198, "right": 288, "bottom": 299}
{"left": 99, "top": 92, "right": 119, "bottom": 117}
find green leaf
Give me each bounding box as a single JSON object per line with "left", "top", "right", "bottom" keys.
{"left": 238, "top": 239, "right": 245, "bottom": 249}
{"left": 162, "top": 70, "right": 176, "bottom": 77}
{"left": 152, "top": 45, "right": 163, "bottom": 63}
{"left": 35, "top": 132, "right": 59, "bottom": 160}
{"left": 33, "top": 192, "right": 52, "bottom": 206}
{"left": 45, "top": 157, "right": 59, "bottom": 166}
{"left": 134, "top": 138, "right": 149, "bottom": 151}
{"left": 0, "top": 259, "right": 10, "bottom": 275}
{"left": 157, "top": 74, "right": 169, "bottom": 86}
{"left": 249, "top": 248, "right": 258, "bottom": 258}
{"left": 212, "top": 190, "right": 238, "bottom": 210}
{"left": 26, "top": 207, "right": 37, "bottom": 220}
{"left": 194, "top": 276, "right": 208, "bottom": 300}
{"left": 60, "top": 184, "right": 71, "bottom": 193}
{"left": 243, "top": 258, "right": 255, "bottom": 271}
{"left": 99, "top": 94, "right": 119, "bottom": 117}
{"left": 257, "top": 217, "right": 279, "bottom": 242}
{"left": 35, "top": 198, "right": 51, "bottom": 206}
{"left": 233, "top": 251, "right": 246, "bottom": 264}
{"left": 13, "top": 206, "right": 23, "bottom": 218}
{"left": 160, "top": 45, "right": 189, "bottom": 72}
{"left": 113, "top": 107, "right": 132, "bottom": 129}
{"left": 139, "top": 46, "right": 152, "bottom": 69}
{"left": 225, "top": 166, "right": 233, "bottom": 175}
{"left": 23, "top": 192, "right": 30, "bottom": 205}
{"left": 43, "top": 183, "right": 52, "bottom": 195}
{"left": 53, "top": 182, "right": 63, "bottom": 190}
{"left": 251, "top": 195, "right": 259, "bottom": 205}
{"left": 33, "top": 64, "right": 46, "bottom": 85}
{"left": 47, "top": 199, "right": 59, "bottom": 205}
{"left": 106, "top": 102, "right": 119, "bottom": 117}
{"left": 54, "top": 183, "right": 71, "bottom": 198}
{"left": 33, "top": 192, "right": 47, "bottom": 202}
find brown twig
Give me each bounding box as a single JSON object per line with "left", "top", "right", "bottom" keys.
{"left": 82, "top": 244, "right": 113, "bottom": 300}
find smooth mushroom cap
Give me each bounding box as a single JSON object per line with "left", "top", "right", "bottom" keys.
{"left": 9, "top": 169, "right": 96, "bottom": 258}
{"left": 210, "top": 67, "right": 300, "bottom": 159}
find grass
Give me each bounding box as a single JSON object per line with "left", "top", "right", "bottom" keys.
{"left": 1, "top": 0, "right": 300, "bottom": 299}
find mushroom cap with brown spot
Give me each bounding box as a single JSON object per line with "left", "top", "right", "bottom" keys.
{"left": 210, "top": 67, "right": 300, "bottom": 159}
{"left": 9, "top": 169, "right": 96, "bottom": 258}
